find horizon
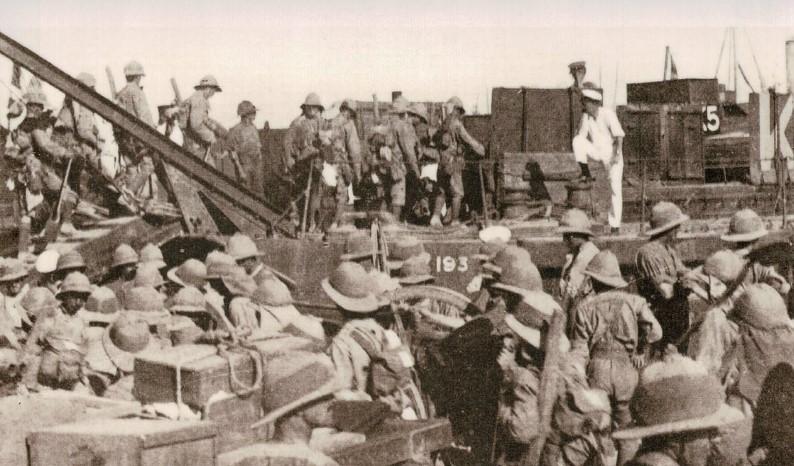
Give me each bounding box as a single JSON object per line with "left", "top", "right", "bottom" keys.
{"left": 2, "top": 1, "right": 793, "bottom": 129}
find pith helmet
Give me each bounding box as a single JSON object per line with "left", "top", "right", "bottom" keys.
{"left": 340, "top": 99, "right": 358, "bottom": 115}
{"left": 491, "top": 260, "right": 543, "bottom": 296}
{"left": 721, "top": 209, "right": 768, "bottom": 243}
{"left": 134, "top": 262, "right": 166, "bottom": 289}
{"left": 76, "top": 72, "right": 96, "bottom": 88}
{"left": 103, "top": 313, "right": 155, "bottom": 373}
{"left": 322, "top": 262, "right": 381, "bottom": 313}
{"left": 123, "top": 286, "right": 165, "bottom": 313}
{"left": 446, "top": 96, "right": 465, "bottom": 113}
{"left": 568, "top": 61, "right": 586, "bottom": 72}
{"left": 166, "top": 258, "right": 207, "bottom": 289}
{"left": 221, "top": 266, "right": 257, "bottom": 297}
{"left": 237, "top": 100, "right": 257, "bottom": 117}
{"left": 205, "top": 251, "right": 238, "bottom": 280}
{"left": 505, "top": 291, "right": 564, "bottom": 350}
{"left": 123, "top": 61, "right": 145, "bottom": 77}
{"left": 227, "top": 233, "right": 263, "bottom": 262}
{"left": 86, "top": 286, "right": 120, "bottom": 314}
{"left": 558, "top": 208, "right": 594, "bottom": 237}
{"left": 57, "top": 272, "right": 92, "bottom": 298}
{"left": 57, "top": 250, "right": 86, "bottom": 273}
{"left": 583, "top": 250, "right": 628, "bottom": 288}
{"left": 613, "top": 354, "right": 743, "bottom": 440}
{"left": 703, "top": 249, "right": 746, "bottom": 285}
{"left": 0, "top": 258, "right": 28, "bottom": 282}
{"left": 111, "top": 243, "right": 139, "bottom": 269}
{"left": 391, "top": 96, "right": 410, "bottom": 114}
{"left": 339, "top": 232, "right": 378, "bottom": 262}
{"left": 644, "top": 201, "right": 689, "bottom": 237}
{"left": 35, "top": 250, "right": 60, "bottom": 274}
{"left": 24, "top": 91, "right": 49, "bottom": 107}
{"left": 195, "top": 75, "right": 222, "bottom": 92}
{"left": 19, "top": 287, "right": 58, "bottom": 320}
{"left": 408, "top": 102, "right": 428, "bottom": 123}
{"left": 300, "top": 93, "right": 324, "bottom": 111}
{"left": 168, "top": 286, "right": 206, "bottom": 313}
{"left": 734, "top": 283, "right": 790, "bottom": 329}
{"left": 387, "top": 236, "right": 428, "bottom": 270}
{"left": 139, "top": 243, "right": 166, "bottom": 269}
{"left": 253, "top": 276, "right": 294, "bottom": 307}
{"left": 482, "top": 245, "right": 531, "bottom": 277}
{"left": 397, "top": 256, "right": 435, "bottom": 285}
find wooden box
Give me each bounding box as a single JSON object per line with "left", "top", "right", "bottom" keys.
{"left": 627, "top": 79, "right": 719, "bottom": 105}
{"left": 133, "top": 337, "right": 319, "bottom": 408}
{"left": 27, "top": 419, "right": 218, "bottom": 466}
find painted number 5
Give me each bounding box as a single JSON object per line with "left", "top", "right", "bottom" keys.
{"left": 435, "top": 256, "right": 469, "bottom": 273}
{"left": 702, "top": 105, "right": 720, "bottom": 133}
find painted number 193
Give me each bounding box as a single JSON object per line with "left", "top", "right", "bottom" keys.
{"left": 435, "top": 256, "right": 469, "bottom": 273}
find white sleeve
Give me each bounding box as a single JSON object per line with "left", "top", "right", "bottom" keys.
{"left": 606, "top": 109, "right": 625, "bottom": 138}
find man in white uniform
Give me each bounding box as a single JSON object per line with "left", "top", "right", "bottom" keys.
{"left": 572, "top": 86, "right": 625, "bottom": 234}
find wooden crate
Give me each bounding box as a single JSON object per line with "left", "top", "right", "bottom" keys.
{"left": 332, "top": 419, "right": 453, "bottom": 466}
{"left": 27, "top": 419, "right": 217, "bottom": 466}
{"left": 134, "top": 338, "right": 319, "bottom": 408}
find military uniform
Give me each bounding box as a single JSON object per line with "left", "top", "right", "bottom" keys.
{"left": 115, "top": 80, "right": 156, "bottom": 191}
{"left": 367, "top": 127, "right": 407, "bottom": 215}
{"left": 560, "top": 241, "right": 600, "bottom": 304}
{"left": 438, "top": 108, "right": 485, "bottom": 223}
{"left": 22, "top": 307, "right": 89, "bottom": 390}
{"left": 225, "top": 120, "right": 263, "bottom": 193}
{"left": 635, "top": 240, "right": 689, "bottom": 346}
{"left": 116, "top": 81, "right": 154, "bottom": 127}
{"left": 182, "top": 90, "right": 222, "bottom": 161}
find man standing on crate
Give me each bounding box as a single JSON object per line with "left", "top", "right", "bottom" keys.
{"left": 572, "top": 84, "right": 625, "bottom": 235}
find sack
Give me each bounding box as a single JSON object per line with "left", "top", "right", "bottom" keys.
{"left": 350, "top": 328, "right": 413, "bottom": 397}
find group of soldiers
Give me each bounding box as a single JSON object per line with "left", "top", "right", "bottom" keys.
{"left": 1, "top": 201, "right": 794, "bottom": 464}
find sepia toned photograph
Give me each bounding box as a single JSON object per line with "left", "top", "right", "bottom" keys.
{"left": 1, "top": 1, "right": 793, "bottom": 464}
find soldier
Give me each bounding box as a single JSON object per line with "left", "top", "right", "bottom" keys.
{"left": 115, "top": 60, "right": 155, "bottom": 196}
{"left": 572, "top": 84, "right": 625, "bottom": 234}
{"left": 222, "top": 266, "right": 259, "bottom": 332}
{"left": 0, "top": 259, "right": 31, "bottom": 346}
{"left": 572, "top": 250, "right": 663, "bottom": 464}
{"left": 132, "top": 262, "right": 168, "bottom": 296}
{"left": 53, "top": 72, "right": 101, "bottom": 191}
{"left": 720, "top": 208, "right": 790, "bottom": 295}
{"left": 409, "top": 102, "right": 444, "bottom": 224}
{"left": 166, "top": 258, "right": 207, "bottom": 291}
{"left": 467, "top": 226, "right": 511, "bottom": 310}
{"left": 15, "top": 92, "right": 79, "bottom": 236}
{"left": 182, "top": 75, "right": 225, "bottom": 162}
{"left": 635, "top": 202, "right": 691, "bottom": 348}
{"left": 390, "top": 97, "right": 421, "bottom": 221}
{"left": 614, "top": 353, "right": 743, "bottom": 466}
{"left": 325, "top": 262, "right": 422, "bottom": 418}
{"left": 331, "top": 99, "right": 362, "bottom": 188}
{"left": 225, "top": 100, "right": 263, "bottom": 193}
{"left": 226, "top": 232, "right": 294, "bottom": 287}
{"left": 252, "top": 275, "right": 325, "bottom": 340}
{"left": 284, "top": 93, "right": 324, "bottom": 228}
{"left": 436, "top": 96, "right": 485, "bottom": 227}
{"left": 102, "top": 243, "right": 139, "bottom": 299}
{"left": 367, "top": 124, "right": 406, "bottom": 219}
{"left": 138, "top": 242, "right": 166, "bottom": 270}
{"left": 21, "top": 272, "right": 92, "bottom": 392}
{"left": 558, "top": 208, "right": 600, "bottom": 331}
{"left": 35, "top": 250, "right": 60, "bottom": 294}
{"left": 55, "top": 250, "right": 87, "bottom": 282}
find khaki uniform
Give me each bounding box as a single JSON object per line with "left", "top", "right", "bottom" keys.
{"left": 571, "top": 291, "right": 661, "bottom": 431}
{"left": 439, "top": 113, "right": 485, "bottom": 200}
{"left": 635, "top": 241, "right": 690, "bottom": 346}
{"left": 225, "top": 121, "right": 263, "bottom": 193}
{"left": 115, "top": 82, "right": 155, "bottom": 190}
{"left": 284, "top": 115, "right": 321, "bottom": 224}
{"left": 330, "top": 114, "right": 362, "bottom": 182}
{"left": 390, "top": 117, "right": 420, "bottom": 178}
{"left": 560, "top": 241, "right": 600, "bottom": 303}
{"left": 330, "top": 318, "right": 386, "bottom": 394}
{"left": 182, "top": 91, "right": 223, "bottom": 160}
{"left": 15, "top": 116, "right": 77, "bottom": 231}
{"left": 228, "top": 296, "right": 260, "bottom": 332}
{"left": 368, "top": 134, "right": 407, "bottom": 210}
{"left": 22, "top": 308, "right": 89, "bottom": 390}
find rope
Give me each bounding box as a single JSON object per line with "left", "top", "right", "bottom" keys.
{"left": 218, "top": 341, "right": 265, "bottom": 398}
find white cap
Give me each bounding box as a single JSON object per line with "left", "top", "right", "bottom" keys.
{"left": 582, "top": 88, "right": 603, "bottom": 102}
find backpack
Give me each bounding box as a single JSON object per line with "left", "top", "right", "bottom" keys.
{"left": 349, "top": 327, "right": 414, "bottom": 397}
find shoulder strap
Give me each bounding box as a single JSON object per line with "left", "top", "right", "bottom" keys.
{"left": 349, "top": 326, "right": 382, "bottom": 360}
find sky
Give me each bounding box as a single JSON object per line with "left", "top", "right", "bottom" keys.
{"left": 1, "top": 0, "right": 793, "bottom": 129}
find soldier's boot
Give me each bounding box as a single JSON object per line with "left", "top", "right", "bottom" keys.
{"left": 59, "top": 197, "right": 78, "bottom": 236}
{"left": 448, "top": 198, "right": 462, "bottom": 226}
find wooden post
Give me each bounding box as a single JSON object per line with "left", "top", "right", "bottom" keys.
{"left": 521, "top": 88, "right": 529, "bottom": 152}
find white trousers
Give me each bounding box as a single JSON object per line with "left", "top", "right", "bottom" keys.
{"left": 573, "top": 135, "right": 623, "bottom": 228}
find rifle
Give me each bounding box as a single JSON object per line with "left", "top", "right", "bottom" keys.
{"left": 170, "top": 78, "right": 183, "bottom": 105}
{"left": 105, "top": 66, "right": 117, "bottom": 100}
{"left": 42, "top": 157, "right": 73, "bottom": 243}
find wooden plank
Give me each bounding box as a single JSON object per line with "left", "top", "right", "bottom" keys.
{"left": 0, "top": 31, "right": 291, "bottom": 236}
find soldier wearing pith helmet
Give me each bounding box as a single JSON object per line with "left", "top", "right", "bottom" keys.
{"left": 283, "top": 93, "right": 324, "bottom": 227}
{"left": 558, "top": 208, "right": 600, "bottom": 306}
{"left": 224, "top": 100, "right": 263, "bottom": 193}
{"left": 103, "top": 243, "right": 138, "bottom": 299}
{"left": 182, "top": 74, "right": 226, "bottom": 161}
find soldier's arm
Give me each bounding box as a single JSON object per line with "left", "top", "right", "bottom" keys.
{"left": 756, "top": 263, "right": 791, "bottom": 295}
{"left": 397, "top": 125, "right": 420, "bottom": 177}
{"left": 455, "top": 121, "right": 485, "bottom": 157}
{"left": 500, "top": 366, "right": 541, "bottom": 444}
{"left": 636, "top": 248, "right": 675, "bottom": 299}
{"left": 569, "top": 304, "right": 593, "bottom": 367}
{"left": 31, "top": 128, "right": 70, "bottom": 163}
{"left": 282, "top": 125, "right": 297, "bottom": 170}
{"left": 76, "top": 107, "right": 98, "bottom": 147}
{"left": 330, "top": 338, "right": 356, "bottom": 391}
{"left": 134, "top": 90, "right": 155, "bottom": 127}
{"left": 189, "top": 99, "right": 215, "bottom": 144}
